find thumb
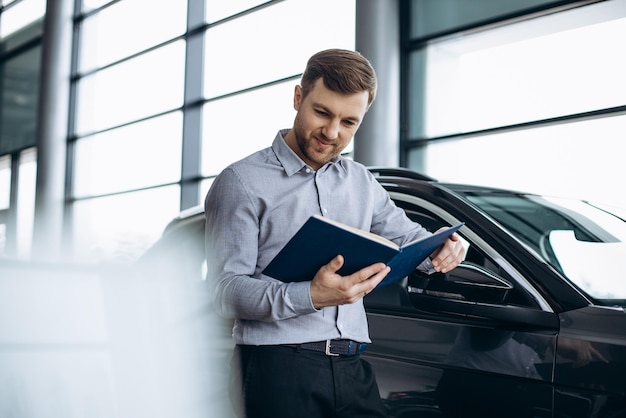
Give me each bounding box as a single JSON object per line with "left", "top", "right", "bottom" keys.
{"left": 326, "top": 254, "right": 344, "bottom": 273}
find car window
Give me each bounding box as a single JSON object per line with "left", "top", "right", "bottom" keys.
{"left": 366, "top": 202, "right": 539, "bottom": 310}
{"left": 464, "top": 193, "right": 626, "bottom": 305}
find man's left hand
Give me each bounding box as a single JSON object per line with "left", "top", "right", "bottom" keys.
{"left": 430, "top": 230, "right": 465, "bottom": 273}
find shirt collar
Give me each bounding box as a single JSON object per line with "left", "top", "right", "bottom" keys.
{"left": 272, "top": 129, "right": 346, "bottom": 176}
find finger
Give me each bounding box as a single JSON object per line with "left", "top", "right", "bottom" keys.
{"left": 432, "top": 248, "right": 454, "bottom": 271}
{"left": 590, "top": 346, "right": 609, "bottom": 363}
{"left": 357, "top": 265, "right": 390, "bottom": 295}
{"left": 434, "top": 227, "right": 460, "bottom": 239}
{"left": 351, "top": 262, "right": 389, "bottom": 283}
{"left": 434, "top": 240, "right": 464, "bottom": 271}
{"left": 322, "top": 254, "right": 344, "bottom": 274}
{"left": 369, "top": 264, "right": 391, "bottom": 282}
{"left": 348, "top": 264, "right": 390, "bottom": 292}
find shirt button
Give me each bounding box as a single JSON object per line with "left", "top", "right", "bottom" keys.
{"left": 322, "top": 208, "right": 328, "bottom": 214}
{"left": 305, "top": 168, "right": 312, "bottom": 174}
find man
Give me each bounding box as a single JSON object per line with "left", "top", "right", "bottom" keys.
{"left": 204, "top": 49, "right": 465, "bottom": 418}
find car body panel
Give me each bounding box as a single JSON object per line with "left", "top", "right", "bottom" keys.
{"left": 143, "top": 167, "right": 626, "bottom": 417}
{"left": 360, "top": 172, "right": 626, "bottom": 417}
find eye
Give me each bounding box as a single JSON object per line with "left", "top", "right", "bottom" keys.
{"left": 315, "top": 109, "right": 329, "bottom": 117}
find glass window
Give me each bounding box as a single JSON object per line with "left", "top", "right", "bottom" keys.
{"left": 412, "top": 0, "right": 626, "bottom": 139}
{"left": 79, "top": 0, "right": 187, "bottom": 73}
{"left": 200, "top": 178, "right": 215, "bottom": 205}
{"left": 0, "top": 222, "right": 5, "bottom": 255}
{"left": 461, "top": 192, "right": 626, "bottom": 302}
{"left": 1, "top": 46, "right": 41, "bottom": 154}
{"left": 0, "top": 12, "right": 43, "bottom": 51}
{"left": 203, "top": 0, "right": 355, "bottom": 99}
{"left": 16, "top": 148, "right": 36, "bottom": 258}
{"left": 0, "top": 155, "right": 10, "bottom": 209}
{"left": 71, "top": 185, "right": 181, "bottom": 263}
{"left": 75, "top": 41, "right": 185, "bottom": 135}
{"left": 201, "top": 80, "right": 294, "bottom": 176}
{"left": 0, "top": 0, "right": 46, "bottom": 39}
{"left": 81, "top": 0, "right": 115, "bottom": 13}
{"left": 411, "top": 114, "right": 626, "bottom": 211}
{"left": 73, "top": 112, "right": 183, "bottom": 198}
{"left": 205, "top": 0, "right": 266, "bottom": 23}
{"left": 410, "top": 0, "right": 564, "bottom": 39}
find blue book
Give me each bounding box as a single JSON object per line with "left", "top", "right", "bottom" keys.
{"left": 263, "top": 215, "right": 464, "bottom": 287}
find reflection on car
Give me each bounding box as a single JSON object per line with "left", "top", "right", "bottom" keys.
{"left": 153, "top": 167, "right": 626, "bottom": 418}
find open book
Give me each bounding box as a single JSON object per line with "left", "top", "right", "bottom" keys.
{"left": 262, "top": 214, "right": 464, "bottom": 287}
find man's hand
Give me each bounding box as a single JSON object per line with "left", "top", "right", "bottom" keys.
{"left": 430, "top": 230, "right": 465, "bottom": 273}
{"left": 310, "top": 255, "right": 390, "bottom": 309}
{"left": 559, "top": 338, "right": 609, "bottom": 368}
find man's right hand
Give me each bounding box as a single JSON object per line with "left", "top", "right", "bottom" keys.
{"left": 309, "top": 255, "right": 390, "bottom": 309}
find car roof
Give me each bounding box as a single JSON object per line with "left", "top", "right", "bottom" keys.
{"left": 163, "top": 205, "right": 205, "bottom": 234}
{"left": 164, "top": 167, "right": 530, "bottom": 233}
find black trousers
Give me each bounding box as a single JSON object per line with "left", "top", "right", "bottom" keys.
{"left": 230, "top": 345, "right": 389, "bottom": 418}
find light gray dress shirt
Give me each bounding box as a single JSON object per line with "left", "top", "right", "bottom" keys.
{"left": 204, "top": 130, "right": 431, "bottom": 346}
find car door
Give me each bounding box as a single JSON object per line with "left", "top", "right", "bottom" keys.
{"left": 363, "top": 193, "right": 559, "bottom": 418}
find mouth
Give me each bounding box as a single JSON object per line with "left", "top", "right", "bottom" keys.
{"left": 313, "top": 136, "right": 334, "bottom": 150}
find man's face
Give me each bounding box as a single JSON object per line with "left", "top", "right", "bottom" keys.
{"left": 285, "top": 78, "right": 369, "bottom": 171}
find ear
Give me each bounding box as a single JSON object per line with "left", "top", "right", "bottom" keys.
{"left": 293, "top": 85, "right": 303, "bottom": 111}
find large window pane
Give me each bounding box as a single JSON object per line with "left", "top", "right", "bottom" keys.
{"left": 0, "top": 0, "right": 45, "bottom": 39}
{"left": 16, "top": 148, "right": 36, "bottom": 258}
{"left": 79, "top": 0, "right": 187, "bottom": 72}
{"left": 75, "top": 41, "right": 185, "bottom": 135}
{"left": 0, "top": 154, "right": 8, "bottom": 255}
{"left": 201, "top": 80, "right": 294, "bottom": 176}
{"left": 0, "top": 222, "right": 5, "bottom": 255}
{"left": 1, "top": 46, "right": 41, "bottom": 154}
{"left": 410, "top": 0, "right": 565, "bottom": 39}
{"left": 203, "top": 0, "right": 355, "bottom": 98}
{"left": 0, "top": 155, "right": 10, "bottom": 209}
{"left": 72, "top": 186, "right": 180, "bottom": 263}
{"left": 413, "top": 0, "right": 626, "bottom": 139}
{"left": 410, "top": 114, "right": 626, "bottom": 210}
{"left": 205, "top": 0, "right": 266, "bottom": 23}
{"left": 200, "top": 178, "right": 215, "bottom": 206}
{"left": 73, "top": 113, "right": 183, "bottom": 197}
{"left": 82, "top": 0, "right": 117, "bottom": 13}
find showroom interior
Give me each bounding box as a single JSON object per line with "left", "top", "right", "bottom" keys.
{"left": 2, "top": 0, "right": 626, "bottom": 264}
{"left": 2, "top": 1, "right": 626, "bottom": 417}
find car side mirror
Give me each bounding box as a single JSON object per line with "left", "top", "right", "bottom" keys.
{"left": 409, "top": 262, "right": 513, "bottom": 304}
{"left": 408, "top": 262, "right": 513, "bottom": 309}
{"left": 406, "top": 263, "right": 559, "bottom": 329}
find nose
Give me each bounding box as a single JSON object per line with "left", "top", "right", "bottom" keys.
{"left": 322, "top": 118, "right": 340, "bottom": 140}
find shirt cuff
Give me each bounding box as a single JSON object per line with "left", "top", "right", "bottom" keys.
{"left": 286, "top": 281, "right": 319, "bottom": 314}
{"left": 418, "top": 257, "right": 437, "bottom": 275}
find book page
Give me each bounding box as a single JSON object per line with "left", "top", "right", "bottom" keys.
{"left": 312, "top": 214, "right": 399, "bottom": 250}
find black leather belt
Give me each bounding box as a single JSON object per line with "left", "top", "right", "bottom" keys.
{"left": 284, "top": 339, "right": 368, "bottom": 356}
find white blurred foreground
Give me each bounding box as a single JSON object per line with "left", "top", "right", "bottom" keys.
{"left": 0, "top": 258, "right": 235, "bottom": 418}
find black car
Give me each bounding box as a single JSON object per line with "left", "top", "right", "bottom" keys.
{"left": 143, "top": 167, "right": 626, "bottom": 418}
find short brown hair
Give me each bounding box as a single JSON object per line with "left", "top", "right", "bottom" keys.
{"left": 300, "top": 49, "right": 377, "bottom": 107}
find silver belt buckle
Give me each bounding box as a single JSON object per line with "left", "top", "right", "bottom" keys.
{"left": 325, "top": 339, "right": 340, "bottom": 356}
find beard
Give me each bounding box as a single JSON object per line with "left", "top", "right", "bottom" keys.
{"left": 292, "top": 116, "right": 343, "bottom": 169}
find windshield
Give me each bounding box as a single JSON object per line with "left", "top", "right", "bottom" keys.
{"left": 465, "top": 193, "right": 626, "bottom": 305}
